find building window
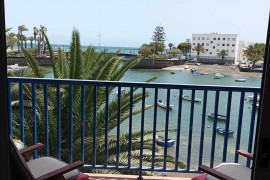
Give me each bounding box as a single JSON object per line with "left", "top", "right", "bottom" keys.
{"left": 232, "top": 44, "right": 235, "bottom": 46}
{"left": 226, "top": 49, "right": 229, "bottom": 52}
{"left": 214, "top": 38, "right": 216, "bottom": 40}
{"left": 218, "top": 38, "right": 220, "bottom": 40}
{"left": 202, "top": 37, "right": 205, "bottom": 40}
{"left": 206, "top": 49, "right": 208, "bottom": 51}
{"left": 231, "top": 50, "right": 234, "bottom": 52}
{"left": 197, "top": 43, "right": 200, "bottom": 45}
{"left": 232, "top": 38, "right": 236, "bottom": 41}
{"left": 217, "top": 49, "right": 219, "bottom": 52}
{"left": 210, "top": 52, "right": 212, "bottom": 55}
{"left": 223, "top": 38, "right": 225, "bottom": 40}
{"left": 193, "top": 43, "right": 195, "bottom": 45}
{"left": 206, "top": 43, "right": 209, "bottom": 46}
{"left": 227, "top": 38, "right": 230, "bottom": 40}
{"left": 198, "top": 37, "right": 200, "bottom": 40}
{"left": 202, "top": 43, "right": 204, "bottom": 46}
{"left": 213, "top": 46, "right": 215, "bottom": 49}
{"left": 217, "top": 43, "right": 220, "bottom": 46}
{"left": 210, "top": 41, "right": 213, "bottom": 43}
{"left": 222, "top": 44, "right": 225, "bottom": 46}
{"left": 193, "top": 37, "right": 196, "bottom": 40}
{"left": 227, "top": 44, "right": 230, "bottom": 46}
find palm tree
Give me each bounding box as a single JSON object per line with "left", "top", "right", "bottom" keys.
{"left": 18, "top": 25, "right": 28, "bottom": 45}
{"left": 21, "top": 35, "right": 28, "bottom": 48}
{"left": 243, "top": 43, "right": 265, "bottom": 68}
{"left": 193, "top": 44, "right": 205, "bottom": 60}
{"left": 217, "top": 49, "right": 229, "bottom": 62}
{"left": 33, "top": 27, "right": 38, "bottom": 47}
{"left": 28, "top": 36, "right": 34, "bottom": 48}
{"left": 15, "top": 28, "right": 185, "bottom": 175}
{"left": 168, "top": 43, "right": 174, "bottom": 50}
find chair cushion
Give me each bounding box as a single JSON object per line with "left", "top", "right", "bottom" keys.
{"left": 76, "top": 173, "right": 89, "bottom": 180}
{"left": 27, "top": 157, "right": 79, "bottom": 180}
{"left": 206, "top": 163, "right": 251, "bottom": 180}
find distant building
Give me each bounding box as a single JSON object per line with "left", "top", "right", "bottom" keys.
{"left": 191, "top": 33, "right": 246, "bottom": 64}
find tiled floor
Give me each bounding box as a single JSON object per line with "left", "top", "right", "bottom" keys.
{"left": 86, "top": 173, "right": 198, "bottom": 180}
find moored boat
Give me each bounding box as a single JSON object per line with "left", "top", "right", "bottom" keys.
{"left": 156, "top": 136, "right": 175, "bottom": 148}
{"left": 235, "top": 79, "right": 246, "bottom": 82}
{"left": 115, "top": 89, "right": 128, "bottom": 95}
{"left": 214, "top": 73, "right": 224, "bottom": 79}
{"left": 182, "top": 94, "right": 201, "bottom": 103}
{"left": 157, "top": 100, "right": 174, "bottom": 109}
{"left": 216, "top": 127, "right": 234, "bottom": 135}
{"left": 245, "top": 94, "right": 260, "bottom": 101}
{"left": 200, "top": 72, "right": 210, "bottom": 75}
{"left": 190, "top": 66, "right": 197, "bottom": 72}
{"left": 207, "top": 113, "right": 227, "bottom": 121}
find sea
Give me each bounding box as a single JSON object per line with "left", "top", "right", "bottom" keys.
{"left": 51, "top": 44, "right": 139, "bottom": 54}
{"left": 45, "top": 65, "right": 261, "bottom": 169}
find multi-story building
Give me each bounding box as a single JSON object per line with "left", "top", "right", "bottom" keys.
{"left": 191, "top": 33, "right": 244, "bottom": 64}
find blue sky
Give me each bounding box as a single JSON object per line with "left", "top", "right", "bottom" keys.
{"left": 5, "top": 0, "right": 270, "bottom": 47}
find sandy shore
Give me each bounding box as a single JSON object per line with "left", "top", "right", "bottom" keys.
{"left": 163, "top": 64, "right": 262, "bottom": 77}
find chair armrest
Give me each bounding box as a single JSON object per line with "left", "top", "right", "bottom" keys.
{"left": 237, "top": 150, "right": 253, "bottom": 160}
{"left": 35, "top": 161, "right": 84, "bottom": 180}
{"left": 19, "top": 143, "right": 45, "bottom": 156}
{"left": 199, "top": 165, "right": 236, "bottom": 180}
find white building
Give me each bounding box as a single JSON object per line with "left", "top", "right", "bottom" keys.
{"left": 191, "top": 33, "right": 245, "bottom": 64}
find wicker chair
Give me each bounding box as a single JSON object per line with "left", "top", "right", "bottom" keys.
{"left": 192, "top": 150, "right": 252, "bottom": 180}
{"left": 10, "top": 137, "right": 89, "bottom": 180}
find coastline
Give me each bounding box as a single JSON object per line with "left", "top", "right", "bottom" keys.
{"left": 162, "top": 64, "right": 262, "bottom": 77}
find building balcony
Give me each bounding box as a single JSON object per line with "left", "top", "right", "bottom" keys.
{"left": 8, "top": 77, "right": 260, "bottom": 179}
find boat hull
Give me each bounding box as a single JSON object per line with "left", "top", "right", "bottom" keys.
{"left": 156, "top": 139, "right": 175, "bottom": 147}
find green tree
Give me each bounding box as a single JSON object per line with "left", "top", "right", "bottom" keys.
{"left": 192, "top": 44, "right": 205, "bottom": 60}
{"left": 217, "top": 49, "right": 229, "bottom": 62}
{"left": 138, "top": 44, "right": 152, "bottom": 58}
{"left": 152, "top": 25, "right": 166, "bottom": 54}
{"left": 168, "top": 43, "right": 174, "bottom": 50}
{"left": 167, "top": 47, "right": 181, "bottom": 58}
{"left": 177, "top": 41, "right": 191, "bottom": 56}
{"left": 243, "top": 43, "right": 265, "bottom": 68}
{"left": 15, "top": 28, "right": 185, "bottom": 175}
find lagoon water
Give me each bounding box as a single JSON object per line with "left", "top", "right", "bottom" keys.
{"left": 120, "top": 69, "right": 261, "bottom": 169}
{"left": 46, "top": 68, "right": 261, "bottom": 169}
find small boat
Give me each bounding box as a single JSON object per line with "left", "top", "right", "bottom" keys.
{"left": 214, "top": 73, "right": 224, "bottom": 79}
{"left": 207, "top": 113, "right": 227, "bottom": 121}
{"left": 190, "top": 66, "right": 197, "bottom": 72}
{"left": 184, "top": 65, "right": 189, "bottom": 69}
{"left": 182, "top": 94, "right": 201, "bottom": 103}
{"left": 170, "top": 71, "right": 175, "bottom": 74}
{"left": 216, "top": 127, "right": 234, "bottom": 135}
{"left": 200, "top": 72, "right": 210, "bottom": 75}
{"left": 156, "top": 136, "right": 175, "bottom": 148}
{"left": 245, "top": 95, "right": 260, "bottom": 101}
{"left": 157, "top": 100, "right": 174, "bottom": 109}
{"left": 235, "top": 79, "right": 246, "bottom": 82}
{"left": 115, "top": 89, "right": 128, "bottom": 95}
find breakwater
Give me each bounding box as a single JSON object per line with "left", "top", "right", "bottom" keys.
{"left": 7, "top": 57, "right": 185, "bottom": 69}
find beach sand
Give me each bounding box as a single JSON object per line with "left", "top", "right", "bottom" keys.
{"left": 163, "top": 64, "right": 262, "bottom": 77}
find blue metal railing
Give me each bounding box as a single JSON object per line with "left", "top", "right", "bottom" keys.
{"left": 8, "top": 77, "right": 260, "bottom": 177}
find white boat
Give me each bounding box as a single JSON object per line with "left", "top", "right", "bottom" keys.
{"left": 246, "top": 95, "right": 260, "bottom": 101}
{"left": 184, "top": 65, "right": 189, "bottom": 69}
{"left": 214, "top": 73, "right": 224, "bottom": 79}
{"left": 7, "top": 64, "right": 27, "bottom": 72}
{"left": 182, "top": 94, "right": 201, "bottom": 103}
{"left": 190, "top": 66, "right": 197, "bottom": 72}
{"left": 200, "top": 72, "right": 210, "bottom": 75}
{"left": 115, "top": 89, "right": 128, "bottom": 95}
{"left": 157, "top": 100, "right": 174, "bottom": 109}
{"left": 235, "top": 79, "right": 246, "bottom": 82}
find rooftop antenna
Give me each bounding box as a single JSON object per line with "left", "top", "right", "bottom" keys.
{"left": 97, "top": 31, "right": 101, "bottom": 52}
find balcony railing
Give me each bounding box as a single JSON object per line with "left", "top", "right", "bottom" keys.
{"left": 8, "top": 77, "right": 260, "bottom": 178}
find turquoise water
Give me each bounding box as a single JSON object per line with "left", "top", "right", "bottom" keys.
{"left": 119, "top": 69, "right": 261, "bottom": 169}
{"left": 45, "top": 67, "right": 261, "bottom": 169}
{"left": 51, "top": 44, "right": 139, "bottom": 54}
